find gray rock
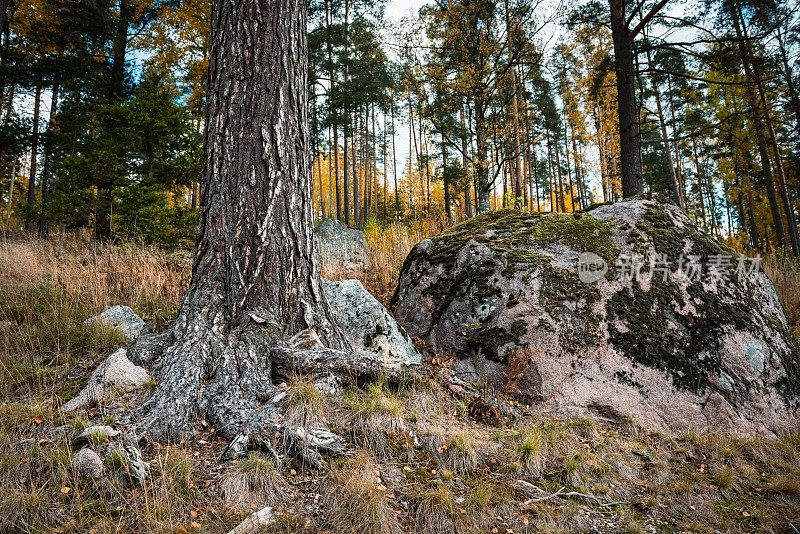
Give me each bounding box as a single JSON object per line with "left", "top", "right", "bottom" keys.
{"left": 227, "top": 506, "right": 275, "bottom": 534}
{"left": 62, "top": 349, "right": 152, "bottom": 412}
{"left": 392, "top": 196, "right": 800, "bottom": 435}
{"left": 73, "top": 425, "right": 121, "bottom": 446}
{"left": 84, "top": 305, "right": 147, "bottom": 341}
{"left": 316, "top": 219, "right": 367, "bottom": 277}
{"left": 323, "top": 279, "right": 421, "bottom": 368}
{"left": 71, "top": 448, "right": 105, "bottom": 479}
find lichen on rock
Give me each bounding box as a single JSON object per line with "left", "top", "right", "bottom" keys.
{"left": 392, "top": 196, "right": 799, "bottom": 435}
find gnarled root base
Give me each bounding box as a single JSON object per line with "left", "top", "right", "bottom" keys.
{"left": 127, "top": 321, "right": 396, "bottom": 468}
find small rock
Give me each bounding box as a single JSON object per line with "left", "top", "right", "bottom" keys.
{"left": 315, "top": 219, "right": 367, "bottom": 277}
{"left": 73, "top": 425, "right": 121, "bottom": 446}
{"left": 323, "top": 279, "right": 421, "bottom": 368}
{"left": 227, "top": 507, "right": 274, "bottom": 534}
{"left": 220, "top": 434, "right": 250, "bottom": 461}
{"left": 122, "top": 440, "right": 148, "bottom": 483}
{"left": 62, "top": 349, "right": 151, "bottom": 412}
{"left": 84, "top": 305, "right": 147, "bottom": 342}
{"left": 71, "top": 448, "right": 105, "bottom": 479}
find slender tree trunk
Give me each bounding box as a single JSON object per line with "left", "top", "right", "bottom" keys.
{"left": 362, "top": 107, "right": 369, "bottom": 225}
{"left": 730, "top": 3, "right": 787, "bottom": 249}
{"left": 5, "top": 160, "right": 15, "bottom": 229}
{"left": 25, "top": 83, "right": 42, "bottom": 233}
{"left": 408, "top": 101, "right": 415, "bottom": 217}
{"left": 647, "top": 48, "right": 681, "bottom": 206}
{"left": 747, "top": 187, "right": 759, "bottom": 252}
{"left": 94, "top": 0, "right": 131, "bottom": 241}
{"left": 333, "top": 124, "right": 341, "bottom": 221}
{"left": 666, "top": 75, "right": 685, "bottom": 202}
{"left": 325, "top": 0, "right": 339, "bottom": 220}
{"left": 546, "top": 132, "right": 556, "bottom": 212}
{"left": 442, "top": 141, "right": 451, "bottom": 221}
{"left": 111, "top": 0, "right": 130, "bottom": 100}
{"left": 563, "top": 115, "right": 574, "bottom": 211}
{"left": 391, "top": 103, "right": 399, "bottom": 218}
{"left": 691, "top": 138, "right": 707, "bottom": 229}
{"left": 532, "top": 146, "right": 540, "bottom": 212}
{"left": 776, "top": 23, "right": 800, "bottom": 136}
{"left": 595, "top": 109, "right": 609, "bottom": 203}
{"left": 382, "top": 109, "right": 388, "bottom": 220}
{"left": 610, "top": 0, "right": 643, "bottom": 197}
{"left": 474, "top": 98, "right": 490, "bottom": 213}
{"left": 759, "top": 80, "right": 800, "bottom": 256}
{"left": 503, "top": 0, "right": 523, "bottom": 204}
{"left": 343, "top": 116, "right": 350, "bottom": 226}
{"left": 353, "top": 111, "right": 360, "bottom": 228}
{"left": 132, "top": 0, "right": 364, "bottom": 445}
{"left": 342, "top": 0, "right": 350, "bottom": 226}
{"left": 39, "top": 79, "right": 60, "bottom": 237}
{"left": 460, "top": 107, "right": 472, "bottom": 218}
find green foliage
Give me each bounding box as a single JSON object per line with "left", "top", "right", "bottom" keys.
{"left": 48, "top": 67, "right": 201, "bottom": 245}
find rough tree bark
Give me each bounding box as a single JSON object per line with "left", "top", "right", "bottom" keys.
{"left": 609, "top": 0, "right": 669, "bottom": 198}
{"left": 130, "top": 0, "right": 383, "bottom": 453}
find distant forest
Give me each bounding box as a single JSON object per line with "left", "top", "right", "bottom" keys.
{"left": 1, "top": 0, "right": 799, "bottom": 256}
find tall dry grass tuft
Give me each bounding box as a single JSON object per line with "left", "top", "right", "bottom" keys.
{"left": 764, "top": 255, "right": 800, "bottom": 337}
{"left": 0, "top": 238, "right": 189, "bottom": 398}
{"left": 361, "top": 218, "right": 446, "bottom": 305}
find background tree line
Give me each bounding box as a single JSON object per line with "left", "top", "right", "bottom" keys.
{"left": 0, "top": 0, "right": 798, "bottom": 257}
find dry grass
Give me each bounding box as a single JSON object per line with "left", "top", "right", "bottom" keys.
{"left": 342, "top": 381, "right": 407, "bottom": 459}
{"left": 360, "top": 219, "right": 445, "bottom": 304}
{"left": 516, "top": 427, "right": 547, "bottom": 479}
{"left": 413, "top": 485, "right": 457, "bottom": 534}
{"left": 284, "top": 374, "right": 325, "bottom": 430}
{"left": 764, "top": 254, "right": 800, "bottom": 337}
{"left": 325, "top": 451, "right": 402, "bottom": 534}
{"left": 219, "top": 453, "right": 289, "bottom": 511}
{"left": 0, "top": 239, "right": 188, "bottom": 399}
{"left": 1, "top": 235, "right": 800, "bottom": 533}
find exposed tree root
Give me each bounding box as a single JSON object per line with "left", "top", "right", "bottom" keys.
{"left": 127, "top": 318, "right": 396, "bottom": 469}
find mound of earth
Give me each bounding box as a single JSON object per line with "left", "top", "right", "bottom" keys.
{"left": 392, "top": 196, "right": 800, "bottom": 435}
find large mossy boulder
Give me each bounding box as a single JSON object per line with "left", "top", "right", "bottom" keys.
{"left": 392, "top": 196, "right": 799, "bottom": 435}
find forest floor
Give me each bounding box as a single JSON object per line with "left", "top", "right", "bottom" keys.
{"left": 1, "top": 230, "right": 799, "bottom": 534}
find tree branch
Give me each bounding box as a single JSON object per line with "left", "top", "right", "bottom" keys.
{"left": 628, "top": 0, "right": 670, "bottom": 42}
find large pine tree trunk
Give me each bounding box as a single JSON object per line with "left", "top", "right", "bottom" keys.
{"left": 131, "top": 0, "right": 376, "bottom": 446}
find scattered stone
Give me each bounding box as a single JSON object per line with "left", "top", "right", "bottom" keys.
{"left": 73, "top": 425, "right": 121, "bottom": 447}
{"left": 227, "top": 506, "right": 275, "bottom": 534}
{"left": 220, "top": 434, "right": 250, "bottom": 461}
{"left": 392, "top": 195, "right": 799, "bottom": 435}
{"left": 121, "top": 440, "right": 148, "bottom": 483}
{"left": 84, "top": 305, "right": 147, "bottom": 342}
{"left": 323, "top": 279, "right": 421, "bottom": 369}
{"left": 62, "top": 349, "right": 152, "bottom": 412}
{"left": 315, "top": 218, "right": 367, "bottom": 277}
{"left": 314, "top": 373, "right": 344, "bottom": 395}
{"left": 71, "top": 448, "right": 105, "bottom": 479}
